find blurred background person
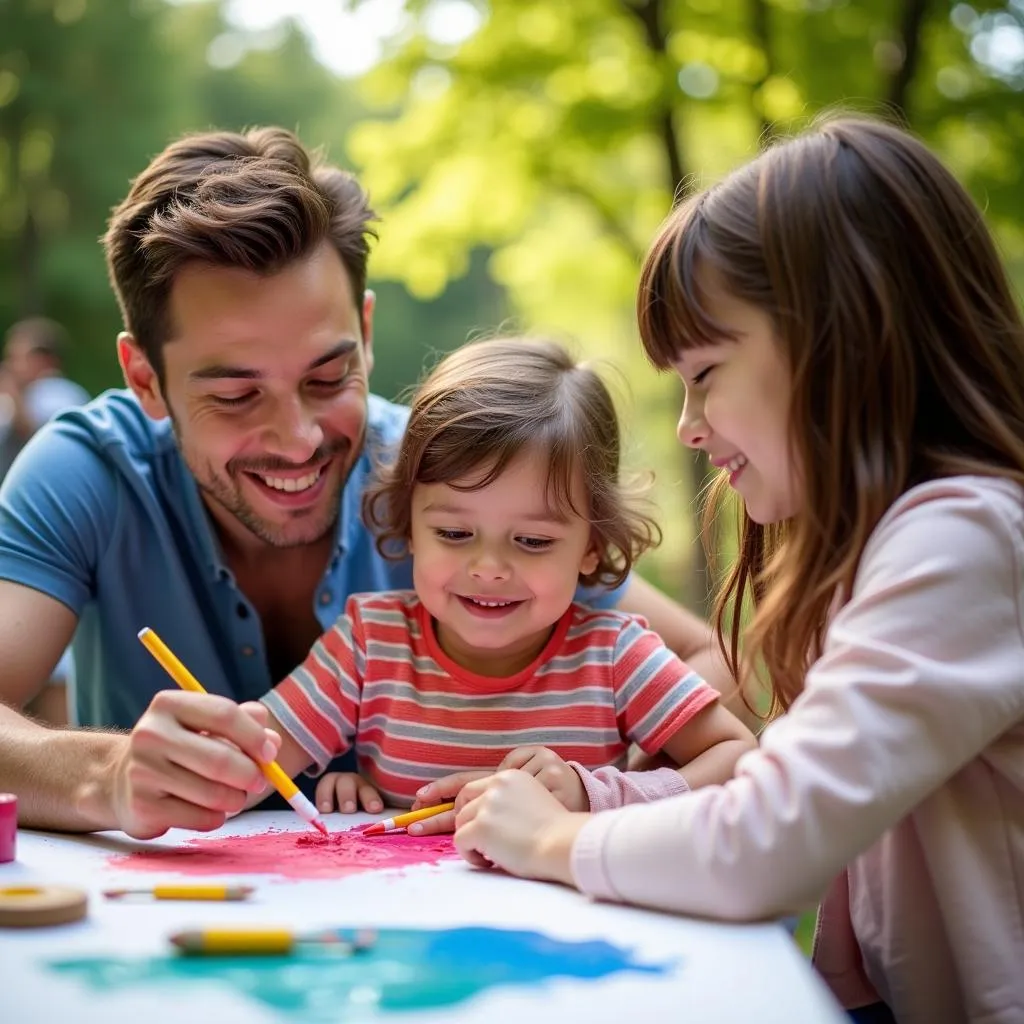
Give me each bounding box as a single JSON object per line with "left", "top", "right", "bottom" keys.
{"left": 0, "top": 317, "right": 90, "bottom": 479}
{"left": 0, "top": 317, "right": 90, "bottom": 725}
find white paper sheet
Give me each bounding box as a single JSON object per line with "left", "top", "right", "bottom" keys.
{"left": 0, "top": 811, "right": 845, "bottom": 1023}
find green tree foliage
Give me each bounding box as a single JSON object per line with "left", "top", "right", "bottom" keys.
{"left": 0, "top": 0, "right": 503, "bottom": 397}
{"left": 347, "top": 0, "right": 1024, "bottom": 605}
{"left": 0, "top": 0, "right": 175, "bottom": 392}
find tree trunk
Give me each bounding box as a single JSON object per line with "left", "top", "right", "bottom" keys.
{"left": 748, "top": 0, "right": 777, "bottom": 145}
{"left": 887, "top": 0, "right": 931, "bottom": 119}
{"left": 624, "top": 0, "right": 712, "bottom": 612}
{"left": 17, "top": 208, "right": 41, "bottom": 316}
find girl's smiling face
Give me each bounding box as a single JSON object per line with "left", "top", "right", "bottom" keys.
{"left": 410, "top": 448, "right": 599, "bottom": 678}
{"left": 673, "top": 277, "right": 799, "bottom": 525}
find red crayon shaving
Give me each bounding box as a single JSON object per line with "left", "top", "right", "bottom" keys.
{"left": 107, "top": 827, "right": 456, "bottom": 882}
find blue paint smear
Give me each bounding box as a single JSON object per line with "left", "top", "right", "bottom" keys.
{"left": 49, "top": 926, "right": 674, "bottom": 1021}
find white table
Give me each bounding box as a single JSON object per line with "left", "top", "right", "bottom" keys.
{"left": 0, "top": 811, "right": 845, "bottom": 1024}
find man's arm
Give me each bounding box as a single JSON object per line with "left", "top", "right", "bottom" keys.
{"left": 616, "top": 574, "right": 763, "bottom": 734}
{"left": 0, "top": 581, "right": 117, "bottom": 830}
{"left": 0, "top": 582, "right": 280, "bottom": 836}
{"left": 24, "top": 684, "right": 69, "bottom": 726}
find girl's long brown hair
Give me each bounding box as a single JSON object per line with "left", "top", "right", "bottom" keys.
{"left": 638, "top": 115, "right": 1024, "bottom": 717}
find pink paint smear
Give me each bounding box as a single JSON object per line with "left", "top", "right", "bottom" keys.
{"left": 107, "top": 828, "right": 457, "bottom": 882}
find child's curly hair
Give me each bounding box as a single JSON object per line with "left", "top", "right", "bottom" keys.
{"left": 364, "top": 337, "right": 661, "bottom": 587}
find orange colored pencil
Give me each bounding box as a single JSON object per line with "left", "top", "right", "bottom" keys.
{"left": 362, "top": 802, "right": 455, "bottom": 835}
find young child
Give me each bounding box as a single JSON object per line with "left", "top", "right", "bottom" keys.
{"left": 451, "top": 117, "right": 1024, "bottom": 1024}
{"left": 259, "top": 337, "right": 756, "bottom": 832}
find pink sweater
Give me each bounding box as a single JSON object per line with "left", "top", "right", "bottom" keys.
{"left": 569, "top": 477, "right": 1024, "bottom": 1024}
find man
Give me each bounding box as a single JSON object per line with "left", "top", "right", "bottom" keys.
{"left": 0, "top": 127, "right": 735, "bottom": 840}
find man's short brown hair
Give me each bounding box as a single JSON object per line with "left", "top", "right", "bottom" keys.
{"left": 104, "top": 127, "right": 376, "bottom": 376}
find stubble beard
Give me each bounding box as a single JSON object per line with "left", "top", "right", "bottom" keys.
{"left": 189, "top": 434, "right": 360, "bottom": 549}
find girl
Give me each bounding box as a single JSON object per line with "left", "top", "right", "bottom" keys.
{"left": 451, "top": 117, "right": 1024, "bottom": 1024}
{"left": 258, "top": 337, "right": 755, "bottom": 833}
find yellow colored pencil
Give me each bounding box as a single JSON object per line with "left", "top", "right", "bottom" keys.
{"left": 361, "top": 802, "right": 455, "bottom": 835}
{"left": 104, "top": 885, "right": 255, "bottom": 901}
{"left": 170, "top": 927, "right": 376, "bottom": 956}
{"left": 137, "top": 627, "right": 327, "bottom": 836}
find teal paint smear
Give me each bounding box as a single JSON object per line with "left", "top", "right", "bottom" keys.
{"left": 49, "top": 926, "right": 673, "bottom": 1021}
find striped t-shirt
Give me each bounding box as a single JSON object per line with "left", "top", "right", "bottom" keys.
{"left": 262, "top": 591, "right": 717, "bottom": 807}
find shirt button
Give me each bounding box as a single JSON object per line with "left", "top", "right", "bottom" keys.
{"left": 319, "top": 591, "right": 333, "bottom": 606}
{"left": 240, "top": 645, "right": 255, "bottom": 657}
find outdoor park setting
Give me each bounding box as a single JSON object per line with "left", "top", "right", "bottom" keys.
{"left": 4, "top": 0, "right": 1023, "bottom": 606}
{"left": 2, "top": 3, "right": 1024, "bottom": 1023}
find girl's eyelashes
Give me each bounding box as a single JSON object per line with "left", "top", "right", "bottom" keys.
{"left": 516, "top": 536, "right": 554, "bottom": 550}
{"left": 692, "top": 365, "right": 715, "bottom": 386}
{"left": 430, "top": 529, "right": 554, "bottom": 551}
{"left": 434, "top": 528, "right": 472, "bottom": 542}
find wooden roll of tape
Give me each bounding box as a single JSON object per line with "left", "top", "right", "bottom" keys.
{"left": 0, "top": 885, "right": 88, "bottom": 927}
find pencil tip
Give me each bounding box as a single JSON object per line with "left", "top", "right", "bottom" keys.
{"left": 313, "top": 819, "right": 328, "bottom": 837}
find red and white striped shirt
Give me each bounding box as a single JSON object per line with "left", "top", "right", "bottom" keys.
{"left": 262, "top": 591, "right": 717, "bottom": 807}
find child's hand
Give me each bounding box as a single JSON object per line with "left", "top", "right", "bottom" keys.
{"left": 314, "top": 772, "right": 384, "bottom": 815}
{"left": 453, "top": 770, "right": 585, "bottom": 884}
{"left": 498, "top": 746, "right": 589, "bottom": 811}
{"left": 408, "top": 771, "right": 494, "bottom": 834}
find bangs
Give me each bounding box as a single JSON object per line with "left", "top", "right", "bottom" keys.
{"left": 439, "top": 431, "right": 587, "bottom": 523}
{"left": 637, "top": 194, "right": 737, "bottom": 369}
{"left": 542, "top": 439, "right": 588, "bottom": 522}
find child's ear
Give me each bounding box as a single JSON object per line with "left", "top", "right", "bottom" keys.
{"left": 579, "top": 541, "right": 600, "bottom": 578}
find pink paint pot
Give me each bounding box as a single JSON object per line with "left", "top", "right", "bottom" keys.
{"left": 0, "top": 794, "right": 15, "bottom": 863}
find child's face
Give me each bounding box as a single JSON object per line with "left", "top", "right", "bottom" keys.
{"left": 410, "top": 448, "right": 599, "bottom": 678}
{"left": 672, "top": 278, "right": 798, "bottom": 524}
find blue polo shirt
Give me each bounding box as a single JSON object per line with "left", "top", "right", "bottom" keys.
{"left": 0, "top": 389, "right": 624, "bottom": 733}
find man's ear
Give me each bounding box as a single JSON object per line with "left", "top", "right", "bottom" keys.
{"left": 361, "top": 289, "right": 375, "bottom": 377}
{"left": 117, "top": 333, "right": 169, "bottom": 420}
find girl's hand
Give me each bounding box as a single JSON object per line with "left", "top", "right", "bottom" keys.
{"left": 453, "top": 770, "right": 589, "bottom": 885}
{"left": 498, "top": 746, "right": 589, "bottom": 811}
{"left": 314, "top": 772, "right": 383, "bottom": 815}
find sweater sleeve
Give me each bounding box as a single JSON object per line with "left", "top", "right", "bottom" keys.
{"left": 570, "top": 480, "right": 1024, "bottom": 919}
{"left": 567, "top": 763, "right": 690, "bottom": 812}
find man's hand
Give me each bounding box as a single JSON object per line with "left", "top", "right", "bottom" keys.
{"left": 314, "top": 772, "right": 383, "bottom": 815}
{"left": 453, "top": 770, "right": 588, "bottom": 885}
{"left": 107, "top": 690, "right": 280, "bottom": 839}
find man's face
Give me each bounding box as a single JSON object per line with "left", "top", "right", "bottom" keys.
{"left": 122, "top": 242, "right": 374, "bottom": 550}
